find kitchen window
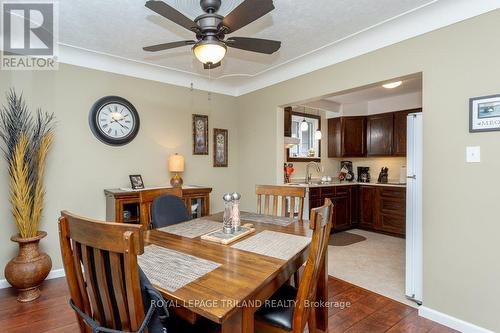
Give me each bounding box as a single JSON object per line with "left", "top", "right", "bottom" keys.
{"left": 288, "top": 112, "right": 321, "bottom": 162}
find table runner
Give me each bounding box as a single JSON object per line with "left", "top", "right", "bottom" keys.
{"left": 138, "top": 245, "right": 221, "bottom": 292}
{"left": 158, "top": 218, "right": 222, "bottom": 238}
{"left": 231, "top": 230, "right": 311, "bottom": 260}
{"left": 240, "top": 212, "right": 297, "bottom": 226}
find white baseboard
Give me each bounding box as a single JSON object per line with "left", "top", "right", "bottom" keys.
{"left": 419, "top": 306, "right": 495, "bottom": 333}
{"left": 0, "top": 268, "right": 66, "bottom": 289}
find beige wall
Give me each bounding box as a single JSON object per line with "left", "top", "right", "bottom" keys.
{"left": 237, "top": 10, "right": 500, "bottom": 331}
{"left": 0, "top": 64, "right": 238, "bottom": 279}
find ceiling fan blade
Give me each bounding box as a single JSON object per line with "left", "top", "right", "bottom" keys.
{"left": 204, "top": 62, "right": 221, "bottom": 69}
{"left": 226, "top": 37, "right": 280, "bottom": 54}
{"left": 143, "top": 40, "right": 196, "bottom": 52}
{"left": 145, "top": 1, "right": 198, "bottom": 31}
{"left": 222, "top": 0, "right": 275, "bottom": 34}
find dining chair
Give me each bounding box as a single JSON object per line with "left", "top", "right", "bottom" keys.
{"left": 254, "top": 198, "right": 333, "bottom": 333}
{"left": 139, "top": 187, "right": 183, "bottom": 230}
{"left": 58, "top": 211, "right": 219, "bottom": 333}
{"left": 151, "top": 195, "right": 191, "bottom": 229}
{"left": 255, "top": 185, "right": 306, "bottom": 222}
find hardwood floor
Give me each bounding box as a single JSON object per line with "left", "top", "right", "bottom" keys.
{"left": 0, "top": 277, "right": 457, "bottom": 333}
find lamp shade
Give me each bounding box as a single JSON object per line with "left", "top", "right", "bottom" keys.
{"left": 169, "top": 154, "right": 184, "bottom": 172}
{"left": 193, "top": 41, "right": 226, "bottom": 64}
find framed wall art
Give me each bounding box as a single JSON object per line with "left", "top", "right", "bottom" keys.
{"left": 192, "top": 114, "right": 209, "bottom": 154}
{"left": 470, "top": 94, "right": 500, "bottom": 132}
{"left": 213, "top": 128, "right": 228, "bottom": 167}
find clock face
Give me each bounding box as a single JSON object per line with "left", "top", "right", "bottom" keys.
{"left": 89, "top": 96, "right": 140, "bottom": 146}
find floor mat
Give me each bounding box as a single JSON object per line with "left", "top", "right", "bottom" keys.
{"left": 329, "top": 231, "right": 367, "bottom": 246}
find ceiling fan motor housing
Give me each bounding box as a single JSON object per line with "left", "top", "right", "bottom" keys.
{"left": 200, "top": 0, "right": 221, "bottom": 13}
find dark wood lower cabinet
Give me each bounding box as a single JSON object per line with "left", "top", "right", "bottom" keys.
{"left": 307, "top": 185, "right": 405, "bottom": 236}
{"left": 359, "top": 186, "right": 375, "bottom": 229}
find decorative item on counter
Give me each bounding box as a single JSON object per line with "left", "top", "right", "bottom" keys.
{"left": 222, "top": 193, "right": 234, "bottom": 234}
{"left": 169, "top": 153, "right": 184, "bottom": 187}
{"left": 284, "top": 163, "right": 294, "bottom": 183}
{"left": 377, "top": 167, "right": 389, "bottom": 184}
{"left": 320, "top": 175, "right": 333, "bottom": 183}
{"left": 341, "top": 161, "right": 355, "bottom": 182}
{"left": 231, "top": 192, "right": 241, "bottom": 232}
{"left": 357, "top": 166, "right": 370, "bottom": 183}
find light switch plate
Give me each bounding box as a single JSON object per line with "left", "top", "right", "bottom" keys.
{"left": 466, "top": 146, "right": 481, "bottom": 163}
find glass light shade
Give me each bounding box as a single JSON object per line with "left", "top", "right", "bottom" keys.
{"left": 315, "top": 129, "right": 322, "bottom": 140}
{"left": 193, "top": 42, "right": 226, "bottom": 64}
{"left": 382, "top": 81, "right": 402, "bottom": 89}
{"left": 300, "top": 119, "right": 309, "bottom": 131}
{"left": 168, "top": 154, "right": 184, "bottom": 172}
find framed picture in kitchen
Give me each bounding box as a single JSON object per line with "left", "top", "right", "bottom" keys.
{"left": 470, "top": 94, "right": 500, "bottom": 132}
{"left": 192, "top": 114, "right": 209, "bottom": 154}
{"left": 213, "top": 128, "right": 228, "bottom": 167}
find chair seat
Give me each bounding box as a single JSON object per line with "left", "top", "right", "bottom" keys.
{"left": 255, "top": 283, "right": 298, "bottom": 331}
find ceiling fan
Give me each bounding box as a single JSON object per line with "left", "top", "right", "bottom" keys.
{"left": 143, "top": 0, "right": 281, "bottom": 69}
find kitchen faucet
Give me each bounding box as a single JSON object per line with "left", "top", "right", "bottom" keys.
{"left": 305, "top": 161, "right": 322, "bottom": 184}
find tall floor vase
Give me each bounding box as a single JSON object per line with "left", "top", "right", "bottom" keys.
{"left": 4, "top": 231, "right": 52, "bottom": 302}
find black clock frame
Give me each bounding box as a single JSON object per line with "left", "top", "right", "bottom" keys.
{"left": 89, "top": 96, "right": 140, "bottom": 146}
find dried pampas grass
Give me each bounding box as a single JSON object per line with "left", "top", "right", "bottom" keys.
{"left": 0, "top": 89, "right": 55, "bottom": 238}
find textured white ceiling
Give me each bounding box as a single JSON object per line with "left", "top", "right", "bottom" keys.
{"left": 325, "top": 76, "right": 422, "bottom": 104}
{"left": 59, "top": 0, "right": 435, "bottom": 78}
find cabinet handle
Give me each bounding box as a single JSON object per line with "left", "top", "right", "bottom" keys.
{"left": 407, "top": 175, "right": 416, "bottom": 179}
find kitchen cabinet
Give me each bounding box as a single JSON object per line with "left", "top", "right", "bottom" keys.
{"left": 328, "top": 116, "right": 366, "bottom": 157}
{"left": 284, "top": 106, "right": 292, "bottom": 137}
{"left": 308, "top": 186, "right": 352, "bottom": 232}
{"left": 306, "top": 184, "right": 405, "bottom": 236}
{"left": 366, "top": 113, "right": 394, "bottom": 156}
{"left": 359, "top": 186, "right": 375, "bottom": 229}
{"left": 377, "top": 187, "right": 406, "bottom": 235}
{"left": 332, "top": 186, "right": 352, "bottom": 232}
{"left": 393, "top": 108, "right": 421, "bottom": 156}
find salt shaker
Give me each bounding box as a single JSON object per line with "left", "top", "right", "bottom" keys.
{"left": 231, "top": 192, "right": 241, "bottom": 232}
{"left": 222, "top": 193, "right": 233, "bottom": 234}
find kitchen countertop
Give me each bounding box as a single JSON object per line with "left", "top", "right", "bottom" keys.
{"left": 283, "top": 181, "right": 406, "bottom": 188}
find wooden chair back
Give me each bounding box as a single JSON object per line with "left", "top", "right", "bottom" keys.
{"left": 58, "top": 211, "right": 145, "bottom": 333}
{"left": 255, "top": 185, "right": 306, "bottom": 222}
{"left": 139, "top": 187, "right": 183, "bottom": 230}
{"left": 293, "top": 198, "right": 333, "bottom": 332}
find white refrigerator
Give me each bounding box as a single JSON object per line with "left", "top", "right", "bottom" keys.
{"left": 405, "top": 112, "right": 423, "bottom": 304}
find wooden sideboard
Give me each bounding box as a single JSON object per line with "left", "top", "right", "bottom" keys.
{"left": 104, "top": 186, "right": 212, "bottom": 225}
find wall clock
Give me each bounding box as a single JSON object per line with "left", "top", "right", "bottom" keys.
{"left": 89, "top": 96, "right": 140, "bottom": 146}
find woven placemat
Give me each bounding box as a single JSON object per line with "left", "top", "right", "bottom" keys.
{"left": 158, "top": 219, "right": 222, "bottom": 238}
{"left": 138, "top": 245, "right": 221, "bottom": 292}
{"left": 240, "top": 212, "right": 297, "bottom": 226}
{"left": 231, "top": 230, "right": 311, "bottom": 260}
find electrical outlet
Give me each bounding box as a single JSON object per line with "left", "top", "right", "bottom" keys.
{"left": 466, "top": 146, "right": 480, "bottom": 163}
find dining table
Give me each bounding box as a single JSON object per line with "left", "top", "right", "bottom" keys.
{"left": 143, "top": 211, "right": 328, "bottom": 333}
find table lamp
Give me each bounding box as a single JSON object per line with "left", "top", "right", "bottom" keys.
{"left": 169, "top": 153, "right": 184, "bottom": 187}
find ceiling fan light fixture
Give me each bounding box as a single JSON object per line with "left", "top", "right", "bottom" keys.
{"left": 193, "top": 40, "right": 227, "bottom": 65}
{"left": 382, "top": 81, "right": 403, "bottom": 89}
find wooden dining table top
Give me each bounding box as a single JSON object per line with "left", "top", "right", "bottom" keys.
{"left": 143, "top": 212, "right": 313, "bottom": 324}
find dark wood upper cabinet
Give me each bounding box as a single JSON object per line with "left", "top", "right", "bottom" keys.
{"left": 284, "top": 106, "right": 292, "bottom": 137}
{"left": 393, "top": 108, "right": 422, "bottom": 156}
{"left": 366, "top": 113, "right": 394, "bottom": 156}
{"left": 328, "top": 116, "right": 366, "bottom": 157}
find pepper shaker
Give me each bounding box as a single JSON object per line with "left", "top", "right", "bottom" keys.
{"left": 231, "top": 192, "right": 241, "bottom": 232}
{"left": 222, "top": 193, "right": 234, "bottom": 234}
